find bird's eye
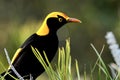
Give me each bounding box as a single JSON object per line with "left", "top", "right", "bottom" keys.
{"left": 58, "top": 18, "right": 63, "bottom": 22}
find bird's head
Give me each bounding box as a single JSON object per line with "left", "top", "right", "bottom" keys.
{"left": 36, "top": 12, "right": 81, "bottom": 36}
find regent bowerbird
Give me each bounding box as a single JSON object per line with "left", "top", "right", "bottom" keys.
{"left": 1, "top": 12, "right": 81, "bottom": 80}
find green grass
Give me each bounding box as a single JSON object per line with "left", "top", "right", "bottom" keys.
{"left": 32, "top": 39, "right": 118, "bottom": 80}
{"left": 0, "top": 39, "right": 120, "bottom": 80}
{"left": 91, "top": 44, "right": 112, "bottom": 80}
{"left": 32, "top": 39, "right": 80, "bottom": 80}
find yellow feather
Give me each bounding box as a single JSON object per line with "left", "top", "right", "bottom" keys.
{"left": 36, "top": 12, "right": 69, "bottom": 36}
{"left": 11, "top": 48, "right": 22, "bottom": 64}
{"left": 8, "top": 48, "right": 22, "bottom": 69}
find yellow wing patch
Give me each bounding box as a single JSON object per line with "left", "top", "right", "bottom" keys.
{"left": 11, "top": 48, "right": 22, "bottom": 64}
{"left": 8, "top": 48, "right": 22, "bottom": 69}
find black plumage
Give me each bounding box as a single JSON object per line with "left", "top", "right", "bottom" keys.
{"left": 0, "top": 12, "right": 81, "bottom": 80}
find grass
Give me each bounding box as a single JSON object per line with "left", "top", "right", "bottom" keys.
{"left": 0, "top": 39, "right": 119, "bottom": 80}
{"left": 32, "top": 39, "right": 118, "bottom": 80}
{"left": 91, "top": 44, "right": 112, "bottom": 80}
{"left": 32, "top": 39, "right": 80, "bottom": 80}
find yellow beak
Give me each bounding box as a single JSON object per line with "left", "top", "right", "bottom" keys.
{"left": 67, "top": 17, "right": 82, "bottom": 23}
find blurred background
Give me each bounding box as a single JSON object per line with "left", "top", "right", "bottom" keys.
{"left": 0, "top": 0, "right": 120, "bottom": 79}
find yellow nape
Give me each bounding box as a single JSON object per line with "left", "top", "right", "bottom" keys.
{"left": 36, "top": 12, "right": 69, "bottom": 36}
{"left": 36, "top": 23, "right": 49, "bottom": 36}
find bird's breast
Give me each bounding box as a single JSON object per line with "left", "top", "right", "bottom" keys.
{"left": 33, "top": 34, "right": 59, "bottom": 60}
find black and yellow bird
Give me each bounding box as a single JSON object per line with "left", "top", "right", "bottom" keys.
{"left": 1, "top": 12, "right": 81, "bottom": 80}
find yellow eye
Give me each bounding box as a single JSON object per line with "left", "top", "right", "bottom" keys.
{"left": 58, "top": 18, "right": 63, "bottom": 22}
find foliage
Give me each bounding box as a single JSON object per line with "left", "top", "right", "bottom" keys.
{"left": 32, "top": 39, "right": 80, "bottom": 80}
{"left": 1, "top": 39, "right": 120, "bottom": 80}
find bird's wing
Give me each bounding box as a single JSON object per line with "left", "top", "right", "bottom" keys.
{"left": 11, "top": 48, "right": 23, "bottom": 64}
{"left": 11, "top": 34, "right": 36, "bottom": 64}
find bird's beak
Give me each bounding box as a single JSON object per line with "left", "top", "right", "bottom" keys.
{"left": 67, "top": 17, "right": 82, "bottom": 23}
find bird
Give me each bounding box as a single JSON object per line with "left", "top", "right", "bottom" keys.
{"left": 1, "top": 12, "right": 81, "bottom": 80}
